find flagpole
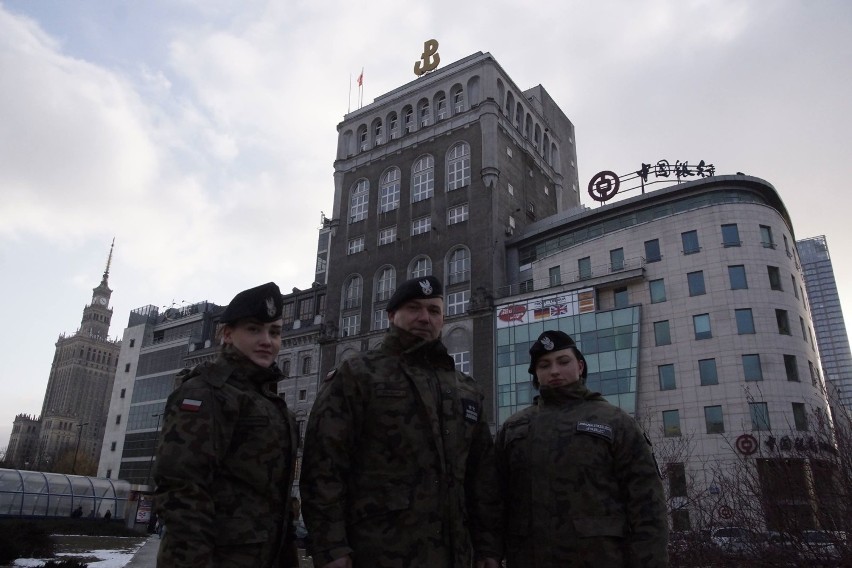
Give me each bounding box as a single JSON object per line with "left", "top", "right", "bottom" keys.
{"left": 348, "top": 73, "right": 352, "bottom": 114}
{"left": 359, "top": 67, "right": 364, "bottom": 109}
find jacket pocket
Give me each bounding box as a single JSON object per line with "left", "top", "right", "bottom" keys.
{"left": 573, "top": 515, "right": 626, "bottom": 538}
{"left": 348, "top": 483, "right": 411, "bottom": 525}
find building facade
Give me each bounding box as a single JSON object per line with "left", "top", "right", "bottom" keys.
{"left": 797, "top": 235, "right": 852, "bottom": 413}
{"left": 497, "top": 174, "right": 838, "bottom": 531}
{"left": 320, "top": 50, "right": 580, "bottom": 426}
{"left": 97, "top": 301, "right": 221, "bottom": 486}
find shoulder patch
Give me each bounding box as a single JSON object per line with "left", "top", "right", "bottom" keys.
{"left": 179, "top": 398, "right": 203, "bottom": 412}
{"left": 576, "top": 421, "right": 614, "bottom": 442}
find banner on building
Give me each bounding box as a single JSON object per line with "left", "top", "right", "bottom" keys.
{"left": 495, "top": 288, "right": 595, "bottom": 328}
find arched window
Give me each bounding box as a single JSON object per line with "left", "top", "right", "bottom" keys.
{"left": 436, "top": 93, "right": 447, "bottom": 121}
{"left": 505, "top": 91, "right": 515, "bottom": 118}
{"left": 379, "top": 168, "right": 400, "bottom": 212}
{"left": 349, "top": 179, "right": 369, "bottom": 223}
{"left": 452, "top": 88, "right": 465, "bottom": 114}
{"left": 373, "top": 118, "right": 384, "bottom": 146}
{"left": 388, "top": 112, "right": 399, "bottom": 140}
{"left": 515, "top": 102, "right": 523, "bottom": 129}
{"left": 412, "top": 155, "right": 435, "bottom": 202}
{"left": 357, "top": 125, "right": 368, "bottom": 152}
{"left": 343, "top": 275, "right": 363, "bottom": 309}
{"left": 403, "top": 106, "right": 414, "bottom": 134}
{"left": 447, "top": 143, "right": 471, "bottom": 191}
{"left": 409, "top": 256, "right": 432, "bottom": 278}
{"left": 375, "top": 266, "right": 396, "bottom": 301}
{"left": 447, "top": 247, "right": 471, "bottom": 284}
{"left": 418, "top": 98, "right": 430, "bottom": 127}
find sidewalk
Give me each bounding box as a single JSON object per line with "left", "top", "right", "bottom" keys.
{"left": 124, "top": 535, "right": 160, "bottom": 567}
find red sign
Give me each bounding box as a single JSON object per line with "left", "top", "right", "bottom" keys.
{"left": 736, "top": 434, "right": 758, "bottom": 456}
{"left": 498, "top": 305, "right": 526, "bottom": 323}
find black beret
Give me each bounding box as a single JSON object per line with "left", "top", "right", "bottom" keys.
{"left": 386, "top": 275, "right": 443, "bottom": 313}
{"left": 220, "top": 282, "right": 283, "bottom": 324}
{"left": 528, "top": 330, "right": 587, "bottom": 379}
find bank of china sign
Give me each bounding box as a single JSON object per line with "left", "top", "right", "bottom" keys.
{"left": 495, "top": 288, "right": 595, "bottom": 329}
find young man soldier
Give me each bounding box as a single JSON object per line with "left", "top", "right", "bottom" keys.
{"left": 301, "top": 275, "right": 502, "bottom": 568}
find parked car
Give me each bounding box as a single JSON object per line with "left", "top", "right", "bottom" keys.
{"left": 711, "top": 526, "right": 759, "bottom": 554}
{"left": 800, "top": 530, "right": 842, "bottom": 562}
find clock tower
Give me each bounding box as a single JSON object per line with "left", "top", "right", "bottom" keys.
{"left": 32, "top": 241, "right": 122, "bottom": 474}
{"left": 82, "top": 241, "right": 115, "bottom": 339}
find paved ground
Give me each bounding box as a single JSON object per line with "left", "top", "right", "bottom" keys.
{"left": 124, "top": 537, "right": 314, "bottom": 567}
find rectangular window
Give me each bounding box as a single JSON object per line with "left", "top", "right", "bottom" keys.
{"left": 298, "top": 389, "right": 307, "bottom": 401}
{"left": 687, "top": 271, "right": 706, "bottom": 296}
{"left": 120, "top": 388, "right": 126, "bottom": 399}
{"left": 760, "top": 225, "right": 775, "bottom": 248}
{"left": 282, "top": 302, "right": 295, "bottom": 325}
{"left": 378, "top": 226, "right": 397, "bottom": 246}
{"left": 663, "top": 410, "right": 681, "bottom": 437}
{"left": 800, "top": 316, "right": 808, "bottom": 340}
{"left": 750, "top": 402, "right": 771, "bottom": 431}
{"left": 373, "top": 309, "right": 389, "bottom": 331}
{"left": 129, "top": 338, "right": 135, "bottom": 347}
{"left": 649, "top": 279, "right": 666, "bottom": 303}
{"left": 506, "top": 147, "right": 513, "bottom": 158}
{"left": 613, "top": 287, "right": 628, "bottom": 308}
{"left": 735, "top": 308, "right": 755, "bottom": 334}
{"left": 792, "top": 275, "right": 799, "bottom": 298}
{"left": 341, "top": 314, "right": 360, "bottom": 337}
{"left": 578, "top": 257, "right": 591, "bottom": 280}
{"left": 115, "top": 414, "right": 121, "bottom": 425}
{"left": 743, "top": 354, "right": 763, "bottom": 381}
{"left": 658, "top": 364, "right": 676, "bottom": 391}
{"left": 447, "top": 203, "right": 469, "bottom": 225}
{"left": 704, "top": 405, "right": 725, "bottom": 433}
{"left": 451, "top": 351, "right": 471, "bottom": 374}
{"left": 721, "top": 223, "right": 741, "bottom": 247}
{"left": 776, "top": 309, "right": 791, "bottom": 335}
{"left": 654, "top": 321, "right": 671, "bottom": 346}
{"left": 446, "top": 290, "right": 470, "bottom": 316}
{"left": 681, "top": 230, "right": 700, "bottom": 254}
{"left": 507, "top": 182, "right": 514, "bottom": 195}
{"left": 784, "top": 354, "right": 799, "bottom": 382}
{"left": 728, "top": 265, "right": 748, "bottom": 289}
{"left": 693, "top": 314, "right": 711, "bottom": 340}
{"left": 124, "top": 363, "right": 130, "bottom": 372}
{"left": 610, "top": 248, "right": 624, "bottom": 271}
{"left": 644, "top": 239, "right": 662, "bottom": 262}
{"left": 549, "top": 266, "right": 561, "bottom": 287}
{"left": 792, "top": 403, "right": 808, "bottom": 431}
{"left": 411, "top": 217, "right": 431, "bottom": 235}
{"left": 808, "top": 360, "right": 817, "bottom": 386}
{"left": 699, "top": 358, "right": 718, "bottom": 386}
{"left": 347, "top": 236, "right": 365, "bottom": 254}
{"left": 767, "top": 266, "right": 782, "bottom": 291}
{"left": 299, "top": 298, "right": 314, "bottom": 320}
{"left": 110, "top": 441, "right": 116, "bottom": 451}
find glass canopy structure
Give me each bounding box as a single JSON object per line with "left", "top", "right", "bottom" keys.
{"left": 0, "top": 468, "right": 131, "bottom": 518}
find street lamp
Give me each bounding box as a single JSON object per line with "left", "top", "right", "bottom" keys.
{"left": 146, "top": 413, "right": 164, "bottom": 488}
{"left": 72, "top": 422, "right": 89, "bottom": 475}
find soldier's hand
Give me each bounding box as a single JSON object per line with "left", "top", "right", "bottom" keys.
{"left": 322, "top": 556, "right": 352, "bottom": 568}
{"left": 476, "top": 558, "right": 500, "bottom": 568}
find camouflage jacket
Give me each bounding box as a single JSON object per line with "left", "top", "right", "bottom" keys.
{"left": 496, "top": 382, "right": 668, "bottom": 568}
{"left": 154, "top": 351, "right": 299, "bottom": 568}
{"left": 300, "top": 325, "right": 502, "bottom": 567}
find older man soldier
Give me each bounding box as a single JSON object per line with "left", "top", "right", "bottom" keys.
{"left": 301, "top": 275, "right": 502, "bottom": 568}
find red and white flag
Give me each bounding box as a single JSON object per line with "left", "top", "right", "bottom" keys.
{"left": 180, "top": 398, "right": 203, "bottom": 412}
{"left": 357, "top": 68, "right": 364, "bottom": 87}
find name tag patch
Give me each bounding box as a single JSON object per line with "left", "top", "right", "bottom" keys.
{"left": 577, "top": 421, "right": 613, "bottom": 442}
{"left": 462, "top": 399, "right": 480, "bottom": 423}
{"left": 374, "top": 383, "right": 408, "bottom": 398}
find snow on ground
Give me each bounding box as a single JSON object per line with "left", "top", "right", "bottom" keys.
{"left": 14, "top": 541, "right": 144, "bottom": 568}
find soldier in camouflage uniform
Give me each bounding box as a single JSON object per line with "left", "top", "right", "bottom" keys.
{"left": 300, "top": 276, "right": 502, "bottom": 568}
{"left": 496, "top": 330, "right": 668, "bottom": 567}
{"left": 154, "top": 282, "right": 299, "bottom": 567}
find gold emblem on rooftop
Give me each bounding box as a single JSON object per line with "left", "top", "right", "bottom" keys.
{"left": 414, "top": 39, "right": 440, "bottom": 76}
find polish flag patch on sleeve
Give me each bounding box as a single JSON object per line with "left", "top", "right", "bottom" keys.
{"left": 180, "top": 398, "right": 203, "bottom": 412}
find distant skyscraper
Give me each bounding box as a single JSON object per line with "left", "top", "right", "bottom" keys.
{"left": 797, "top": 235, "right": 852, "bottom": 411}
{"left": 32, "top": 243, "right": 121, "bottom": 473}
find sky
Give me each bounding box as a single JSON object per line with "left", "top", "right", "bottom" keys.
{"left": 1, "top": 0, "right": 851, "bottom": 451}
